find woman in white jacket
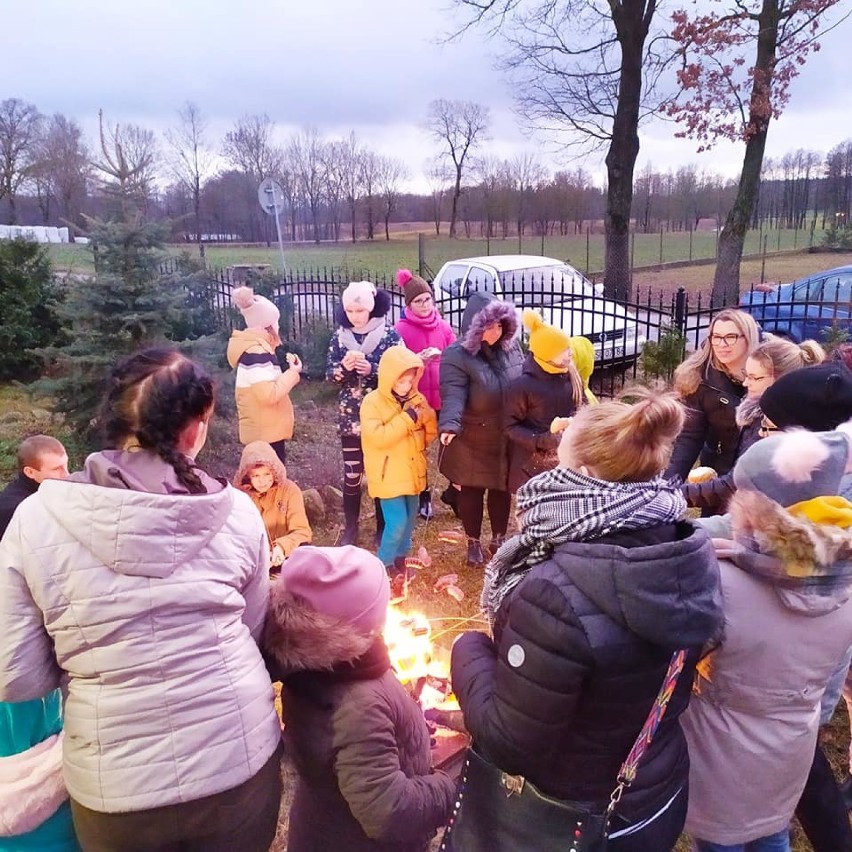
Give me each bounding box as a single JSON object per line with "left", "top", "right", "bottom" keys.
{"left": 0, "top": 349, "right": 283, "bottom": 852}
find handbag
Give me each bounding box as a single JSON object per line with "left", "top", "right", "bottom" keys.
{"left": 439, "top": 649, "right": 686, "bottom": 852}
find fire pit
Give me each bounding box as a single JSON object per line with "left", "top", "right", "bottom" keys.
{"left": 384, "top": 606, "right": 470, "bottom": 777}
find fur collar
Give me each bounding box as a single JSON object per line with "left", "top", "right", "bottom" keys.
{"left": 262, "top": 580, "right": 377, "bottom": 674}
{"left": 727, "top": 489, "right": 852, "bottom": 593}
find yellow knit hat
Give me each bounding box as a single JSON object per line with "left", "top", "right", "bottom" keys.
{"left": 523, "top": 309, "right": 570, "bottom": 364}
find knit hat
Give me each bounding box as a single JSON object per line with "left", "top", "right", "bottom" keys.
{"left": 233, "top": 286, "right": 280, "bottom": 331}
{"left": 397, "top": 268, "right": 432, "bottom": 307}
{"left": 733, "top": 430, "right": 852, "bottom": 508}
{"left": 281, "top": 545, "right": 390, "bottom": 635}
{"left": 523, "top": 309, "right": 570, "bottom": 363}
{"left": 342, "top": 280, "right": 376, "bottom": 313}
{"left": 761, "top": 364, "right": 852, "bottom": 431}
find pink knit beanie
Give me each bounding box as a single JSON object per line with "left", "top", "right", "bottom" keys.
{"left": 233, "top": 286, "right": 280, "bottom": 330}
{"left": 282, "top": 545, "right": 390, "bottom": 635}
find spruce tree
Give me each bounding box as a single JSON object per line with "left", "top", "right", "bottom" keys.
{"left": 36, "top": 113, "right": 196, "bottom": 441}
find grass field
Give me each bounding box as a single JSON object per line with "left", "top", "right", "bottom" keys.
{"left": 46, "top": 224, "right": 831, "bottom": 286}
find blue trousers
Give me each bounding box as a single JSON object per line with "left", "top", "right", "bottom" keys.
{"left": 693, "top": 827, "right": 790, "bottom": 852}
{"left": 377, "top": 495, "right": 418, "bottom": 567}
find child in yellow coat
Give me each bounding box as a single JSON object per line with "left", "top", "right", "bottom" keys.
{"left": 360, "top": 346, "right": 437, "bottom": 593}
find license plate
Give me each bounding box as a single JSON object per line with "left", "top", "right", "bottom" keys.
{"left": 600, "top": 346, "right": 624, "bottom": 360}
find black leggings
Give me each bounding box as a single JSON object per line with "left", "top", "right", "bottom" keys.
{"left": 795, "top": 741, "right": 852, "bottom": 852}
{"left": 457, "top": 486, "right": 511, "bottom": 540}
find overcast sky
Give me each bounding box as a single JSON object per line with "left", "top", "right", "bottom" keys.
{"left": 4, "top": 0, "right": 852, "bottom": 192}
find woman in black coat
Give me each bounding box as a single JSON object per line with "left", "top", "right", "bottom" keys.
{"left": 666, "top": 308, "right": 761, "bottom": 515}
{"left": 449, "top": 390, "right": 724, "bottom": 852}
{"left": 438, "top": 292, "right": 523, "bottom": 567}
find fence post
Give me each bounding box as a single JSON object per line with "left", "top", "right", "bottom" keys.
{"left": 418, "top": 232, "right": 426, "bottom": 278}
{"left": 659, "top": 227, "right": 663, "bottom": 264}
{"left": 585, "top": 228, "right": 590, "bottom": 274}
{"left": 674, "top": 287, "right": 687, "bottom": 337}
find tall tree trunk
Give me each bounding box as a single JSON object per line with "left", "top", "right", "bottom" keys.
{"left": 449, "top": 166, "right": 462, "bottom": 238}
{"left": 604, "top": 1, "right": 649, "bottom": 301}
{"left": 711, "top": 0, "right": 779, "bottom": 305}
{"left": 712, "top": 127, "right": 769, "bottom": 304}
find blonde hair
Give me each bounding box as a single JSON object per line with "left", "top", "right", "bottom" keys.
{"left": 674, "top": 309, "right": 761, "bottom": 396}
{"left": 749, "top": 336, "right": 825, "bottom": 379}
{"left": 566, "top": 360, "right": 584, "bottom": 408}
{"left": 561, "top": 387, "right": 685, "bottom": 481}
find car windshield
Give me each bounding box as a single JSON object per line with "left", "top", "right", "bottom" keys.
{"left": 497, "top": 265, "right": 592, "bottom": 304}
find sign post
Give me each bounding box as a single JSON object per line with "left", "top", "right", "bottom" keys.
{"left": 257, "top": 178, "right": 287, "bottom": 273}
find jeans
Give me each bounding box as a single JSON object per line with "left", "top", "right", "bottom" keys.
{"left": 692, "top": 827, "right": 790, "bottom": 852}
{"left": 377, "top": 495, "right": 418, "bottom": 566}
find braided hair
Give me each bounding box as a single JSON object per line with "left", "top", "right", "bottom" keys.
{"left": 99, "top": 348, "right": 215, "bottom": 494}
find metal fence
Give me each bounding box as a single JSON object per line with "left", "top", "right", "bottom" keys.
{"left": 166, "top": 261, "right": 851, "bottom": 397}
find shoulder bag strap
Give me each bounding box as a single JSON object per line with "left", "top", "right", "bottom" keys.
{"left": 606, "top": 648, "right": 687, "bottom": 818}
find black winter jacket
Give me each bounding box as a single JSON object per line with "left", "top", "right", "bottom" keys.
{"left": 438, "top": 293, "right": 523, "bottom": 490}
{"left": 0, "top": 473, "right": 38, "bottom": 537}
{"left": 681, "top": 414, "right": 763, "bottom": 511}
{"left": 505, "top": 354, "right": 580, "bottom": 493}
{"left": 666, "top": 363, "right": 747, "bottom": 490}
{"left": 451, "top": 522, "right": 723, "bottom": 826}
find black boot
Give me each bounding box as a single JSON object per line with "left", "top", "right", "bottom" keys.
{"left": 418, "top": 489, "right": 434, "bottom": 520}
{"left": 341, "top": 491, "right": 361, "bottom": 546}
{"left": 441, "top": 485, "right": 460, "bottom": 518}
{"left": 466, "top": 538, "right": 486, "bottom": 567}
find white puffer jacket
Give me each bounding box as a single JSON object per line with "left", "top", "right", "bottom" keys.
{"left": 0, "top": 451, "right": 281, "bottom": 814}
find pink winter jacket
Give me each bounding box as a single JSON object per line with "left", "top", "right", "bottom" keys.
{"left": 395, "top": 309, "right": 456, "bottom": 411}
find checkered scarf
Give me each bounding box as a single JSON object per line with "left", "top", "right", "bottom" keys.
{"left": 482, "top": 467, "right": 687, "bottom": 622}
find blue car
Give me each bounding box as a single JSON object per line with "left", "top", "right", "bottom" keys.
{"left": 739, "top": 264, "right": 852, "bottom": 342}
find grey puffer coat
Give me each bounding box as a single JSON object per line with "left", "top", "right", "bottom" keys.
{"left": 263, "top": 582, "right": 454, "bottom": 852}
{"left": 438, "top": 293, "right": 523, "bottom": 490}
{"left": 0, "top": 450, "right": 281, "bottom": 814}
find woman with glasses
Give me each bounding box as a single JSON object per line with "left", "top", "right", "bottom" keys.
{"left": 666, "top": 309, "right": 761, "bottom": 515}
{"left": 682, "top": 336, "right": 826, "bottom": 512}
{"left": 395, "top": 269, "right": 456, "bottom": 520}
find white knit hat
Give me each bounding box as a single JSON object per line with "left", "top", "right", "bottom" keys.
{"left": 341, "top": 280, "right": 376, "bottom": 312}
{"left": 233, "top": 286, "right": 280, "bottom": 330}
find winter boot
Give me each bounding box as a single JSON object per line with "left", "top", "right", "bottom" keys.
{"left": 340, "top": 491, "right": 361, "bottom": 546}
{"left": 466, "top": 538, "right": 487, "bottom": 567}
{"left": 389, "top": 557, "right": 409, "bottom": 603}
{"left": 440, "top": 485, "right": 460, "bottom": 518}
{"left": 418, "top": 489, "right": 434, "bottom": 520}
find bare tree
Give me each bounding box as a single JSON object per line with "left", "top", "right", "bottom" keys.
{"left": 425, "top": 99, "right": 490, "bottom": 238}
{"left": 376, "top": 155, "right": 408, "bottom": 241}
{"left": 425, "top": 162, "right": 452, "bottom": 236}
{"left": 510, "top": 152, "right": 547, "bottom": 238}
{"left": 29, "top": 114, "right": 91, "bottom": 232}
{"left": 453, "top": 0, "right": 670, "bottom": 298}
{"left": 0, "top": 98, "right": 44, "bottom": 224}
{"left": 95, "top": 110, "right": 159, "bottom": 216}
{"left": 322, "top": 138, "right": 347, "bottom": 241}
{"left": 289, "top": 127, "right": 327, "bottom": 244}
{"left": 339, "top": 132, "right": 364, "bottom": 242}
{"left": 166, "top": 102, "right": 216, "bottom": 257}
{"left": 360, "top": 150, "right": 382, "bottom": 240}
{"left": 223, "top": 114, "right": 283, "bottom": 245}
{"left": 668, "top": 0, "right": 846, "bottom": 302}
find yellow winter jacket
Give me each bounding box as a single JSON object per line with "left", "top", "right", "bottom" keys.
{"left": 360, "top": 346, "right": 438, "bottom": 500}
{"left": 226, "top": 329, "right": 299, "bottom": 444}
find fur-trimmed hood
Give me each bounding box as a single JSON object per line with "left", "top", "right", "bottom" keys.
{"left": 460, "top": 292, "right": 519, "bottom": 354}
{"left": 723, "top": 489, "right": 852, "bottom": 613}
{"left": 233, "top": 440, "right": 287, "bottom": 489}
{"left": 263, "top": 579, "right": 378, "bottom": 674}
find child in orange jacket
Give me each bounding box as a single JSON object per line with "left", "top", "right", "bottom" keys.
{"left": 234, "top": 441, "right": 312, "bottom": 572}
